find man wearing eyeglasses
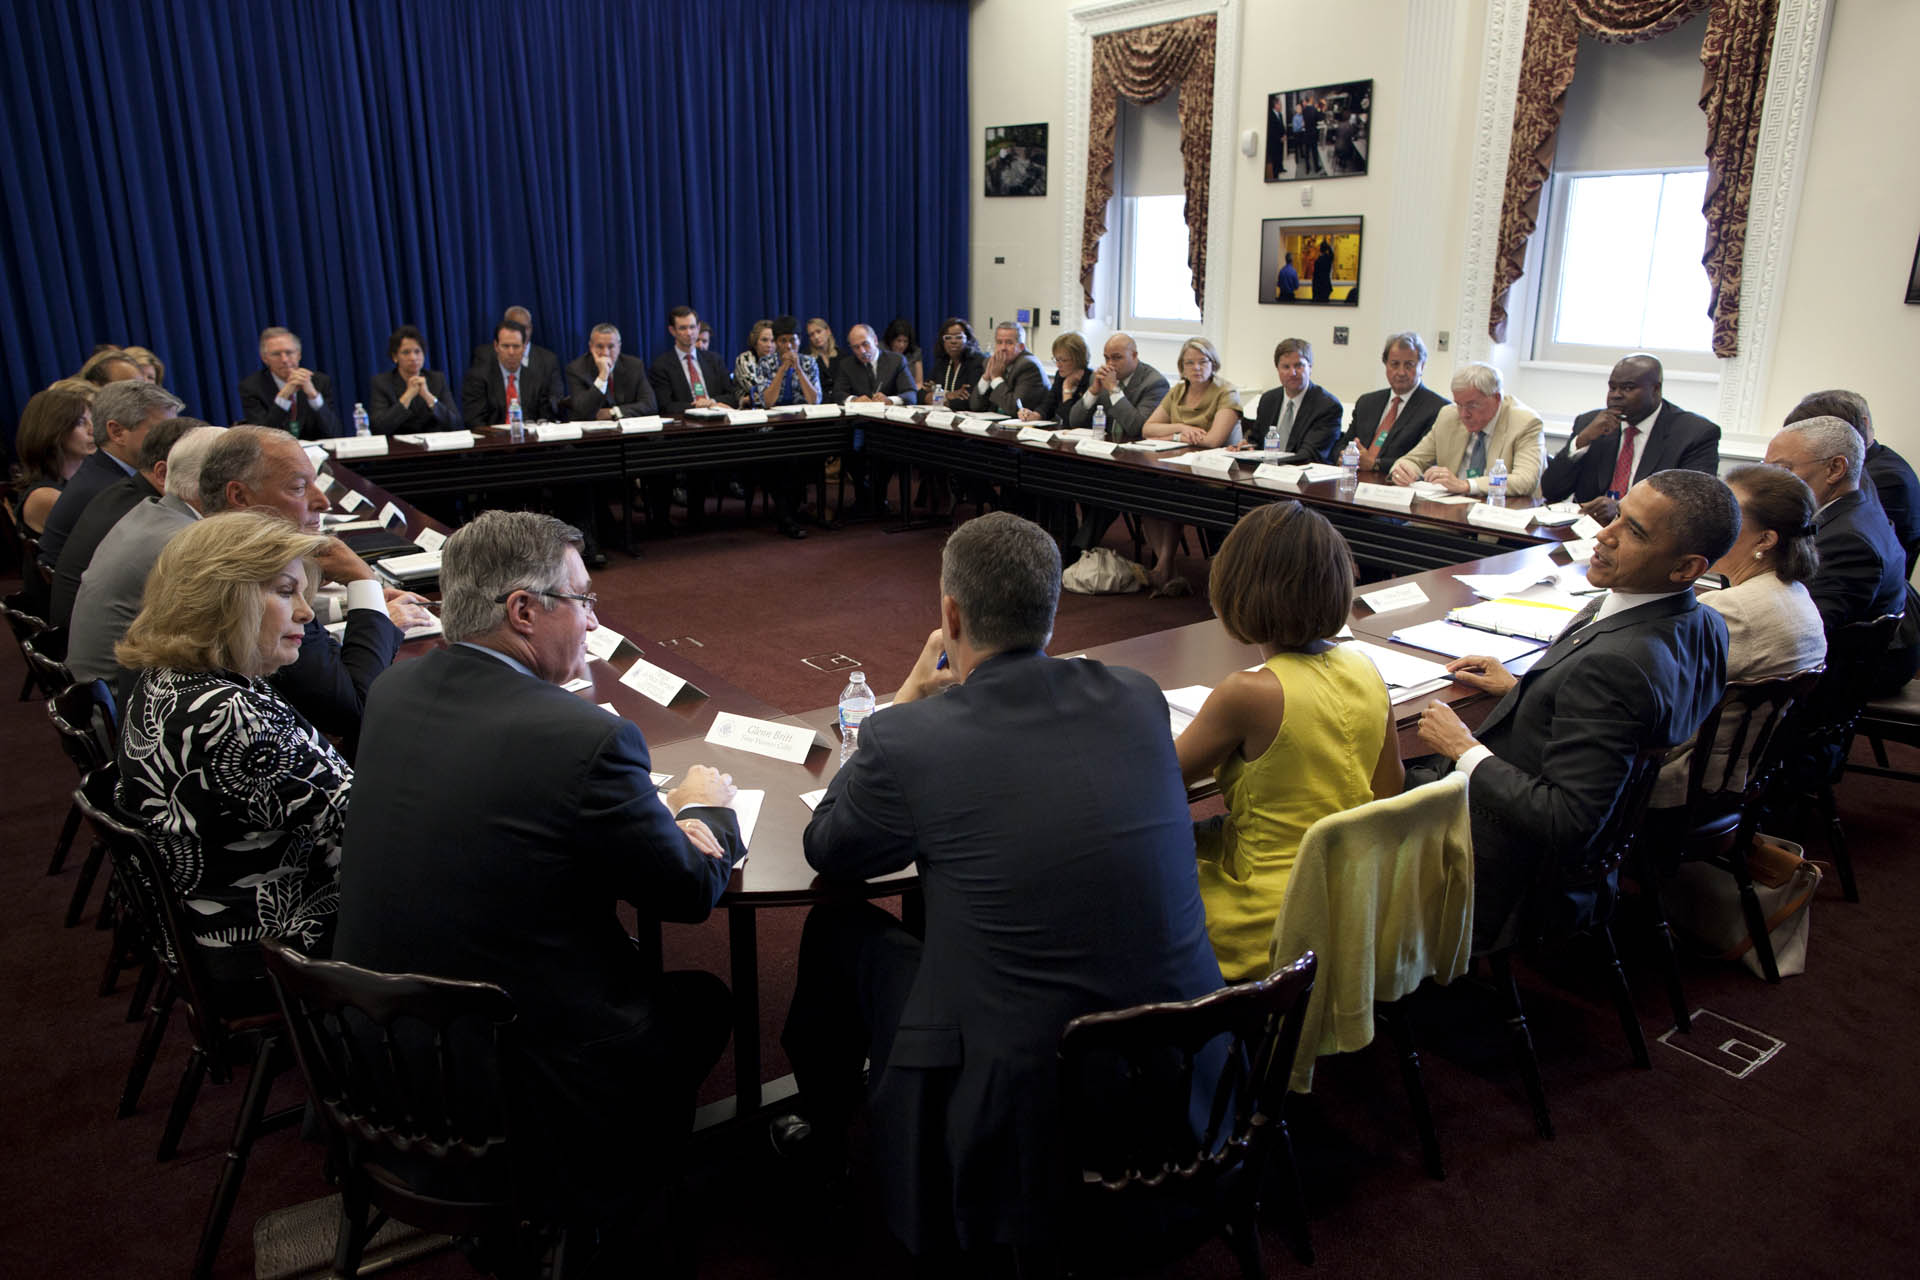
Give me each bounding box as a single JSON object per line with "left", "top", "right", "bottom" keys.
{"left": 335, "top": 509, "right": 743, "bottom": 1254}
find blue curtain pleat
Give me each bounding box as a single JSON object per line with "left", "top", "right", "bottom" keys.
{"left": 1, "top": 0, "right": 969, "bottom": 435}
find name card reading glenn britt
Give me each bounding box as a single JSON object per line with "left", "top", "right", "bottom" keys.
{"left": 705, "top": 712, "right": 822, "bottom": 764}
{"left": 618, "top": 655, "right": 697, "bottom": 707}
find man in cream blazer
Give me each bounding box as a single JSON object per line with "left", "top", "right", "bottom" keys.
{"left": 1390, "top": 362, "right": 1545, "bottom": 498}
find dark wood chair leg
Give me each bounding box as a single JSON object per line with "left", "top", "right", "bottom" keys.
{"left": 46, "top": 801, "right": 81, "bottom": 875}
{"left": 1727, "top": 837, "right": 1782, "bottom": 984}
{"left": 1870, "top": 733, "right": 1891, "bottom": 768}
{"left": 121, "top": 978, "right": 175, "bottom": 1118}
{"left": 1269, "top": 1110, "right": 1314, "bottom": 1265}
{"left": 1818, "top": 782, "right": 1859, "bottom": 902}
{"left": 1491, "top": 951, "right": 1553, "bottom": 1139}
{"left": 1596, "top": 925, "right": 1651, "bottom": 1068}
{"left": 1380, "top": 999, "right": 1444, "bottom": 1179}
{"left": 20, "top": 668, "right": 37, "bottom": 701}
{"left": 64, "top": 838, "right": 107, "bottom": 927}
{"left": 332, "top": 1172, "right": 372, "bottom": 1277}
{"left": 190, "top": 1035, "right": 283, "bottom": 1280}
{"left": 158, "top": 1045, "right": 208, "bottom": 1160}
{"left": 1636, "top": 844, "right": 1691, "bottom": 1031}
{"left": 1222, "top": 1208, "right": 1264, "bottom": 1280}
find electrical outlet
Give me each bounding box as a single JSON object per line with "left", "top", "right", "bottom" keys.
{"left": 1300, "top": 184, "right": 1312, "bottom": 207}
{"left": 993, "top": 255, "right": 1005, "bottom": 265}
{"left": 1437, "top": 330, "right": 1450, "bottom": 352}
{"left": 1049, "top": 309, "right": 1060, "bottom": 326}
{"left": 1332, "top": 327, "right": 1349, "bottom": 346}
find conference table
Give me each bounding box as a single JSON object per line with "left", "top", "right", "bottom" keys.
{"left": 324, "top": 404, "right": 1578, "bottom": 577}
{"left": 321, "top": 433, "right": 1591, "bottom": 1121}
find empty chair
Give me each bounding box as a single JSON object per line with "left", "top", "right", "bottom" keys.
{"left": 1269, "top": 773, "right": 1472, "bottom": 1178}
{"left": 1052, "top": 952, "right": 1318, "bottom": 1279}
{"left": 1848, "top": 679, "right": 1920, "bottom": 782}
{"left": 262, "top": 938, "right": 574, "bottom": 1279}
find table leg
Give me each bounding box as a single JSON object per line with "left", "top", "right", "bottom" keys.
{"left": 729, "top": 903, "right": 762, "bottom": 1115}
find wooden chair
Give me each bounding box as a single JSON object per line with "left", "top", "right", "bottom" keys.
{"left": 1640, "top": 668, "right": 1824, "bottom": 1006}
{"left": 1, "top": 588, "right": 48, "bottom": 701}
{"left": 1845, "top": 669, "right": 1920, "bottom": 783}
{"left": 1478, "top": 746, "right": 1669, "bottom": 1140}
{"left": 261, "top": 939, "right": 573, "bottom": 1279}
{"left": 46, "top": 680, "right": 118, "bottom": 926}
{"left": 1779, "top": 613, "right": 1903, "bottom": 902}
{"left": 1051, "top": 952, "right": 1319, "bottom": 1278}
{"left": 68, "top": 765, "right": 299, "bottom": 1280}
{"left": 20, "top": 623, "right": 72, "bottom": 700}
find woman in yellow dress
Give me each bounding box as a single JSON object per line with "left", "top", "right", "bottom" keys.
{"left": 1174, "top": 501, "right": 1403, "bottom": 979}
{"left": 1138, "top": 336, "right": 1242, "bottom": 596}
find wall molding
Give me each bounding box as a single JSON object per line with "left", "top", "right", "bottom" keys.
{"left": 1455, "top": 0, "right": 1532, "bottom": 366}
{"left": 1060, "top": 0, "right": 1240, "bottom": 339}
{"left": 1713, "top": 0, "right": 1834, "bottom": 436}
{"left": 1382, "top": 0, "right": 1462, "bottom": 337}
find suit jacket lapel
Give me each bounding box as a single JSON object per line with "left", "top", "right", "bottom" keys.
{"left": 1475, "top": 592, "right": 1697, "bottom": 742}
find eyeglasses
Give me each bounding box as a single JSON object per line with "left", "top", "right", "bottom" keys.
{"left": 495, "top": 588, "right": 598, "bottom": 610}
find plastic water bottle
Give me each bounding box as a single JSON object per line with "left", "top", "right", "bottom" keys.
{"left": 838, "top": 672, "right": 876, "bottom": 762}
{"left": 1266, "top": 418, "right": 1285, "bottom": 455}
{"left": 1092, "top": 405, "right": 1108, "bottom": 440}
{"left": 507, "top": 399, "right": 525, "bottom": 443}
{"left": 931, "top": 384, "right": 947, "bottom": 406}
{"left": 1488, "top": 457, "right": 1509, "bottom": 507}
{"left": 352, "top": 403, "right": 371, "bottom": 437}
{"left": 1339, "top": 438, "right": 1361, "bottom": 496}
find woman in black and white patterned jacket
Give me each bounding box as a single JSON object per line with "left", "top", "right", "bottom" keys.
{"left": 115, "top": 511, "right": 351, "bottom": 996}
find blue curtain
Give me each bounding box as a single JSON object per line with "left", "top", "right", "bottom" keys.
{"left": 0, "top": 0, "right": 970, "bottom": 433}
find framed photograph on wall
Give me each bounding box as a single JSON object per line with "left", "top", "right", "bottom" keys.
{"left": 1260, "top": 216, "right": 1363, "bottom": 306}
{"left": 985, "top": 123, "right": 1048, "bottom": 197}
{"left": 1263, "top": 81, "right": 1372, "bottom": 183}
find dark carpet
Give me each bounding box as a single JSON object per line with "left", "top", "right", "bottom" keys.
{"left": 3, "top": 510, "right": 1916, "bottom": 1279}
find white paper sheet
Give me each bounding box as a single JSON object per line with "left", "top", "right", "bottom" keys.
{"left": 1389, "top": 619, "right": 1544, "bottom": 663}
{"left": 1339, "top": 639, "right": 1454, "bottom": 689}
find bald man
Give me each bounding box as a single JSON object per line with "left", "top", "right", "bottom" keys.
{"left": 1064, "top": 332, "right": 1168, "bottom": 443}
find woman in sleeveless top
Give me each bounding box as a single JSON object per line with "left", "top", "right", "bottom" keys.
{"left": 1174, "top": 501, "right": 1404, "bottom": 980}
{"left": 1138, "top": 337, "right": 1241, "bottom": 596}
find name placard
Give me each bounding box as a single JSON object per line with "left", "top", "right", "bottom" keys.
{"left": 529, "top": 423, "right": 583, "bottom": 442}
{"left": 583, "top": 625, "right": 627, "bottom": 662}
{"left": 705, "top": 711, "right": 820, "bottom": 764}
{"left": 1353, "top": 482, "right": 1417, "bottom": 510}
{"left": 885, "top": 406, "right": 921, "bottom": 423}
{"left": 1016, "top": 425, "right": 1056, "bottom": 445}
{"left": 413, "top": 527, "right": 446, "bottom": 553}
{"left": 303, "top": 445, "right": 330, "bottom": 471}
{"left": 315, "top": 473, "right": 338, "bottom": 496}
{"left": 618, "top": 655, "right": 691, "bottom": 707}
{"left": 337, "top": 488, "right": 370, "bottom": 512}
{"left": 924, "top": 410, "right": 958, "bottom": 429}
{"left": 1564, "top": 537, "right": 1598, "bottom": 564}
{"left": 957, "top": 421, "right": 993, "bottom": 436}
{"left": 1189, "top": 450, "right": 1239, "bottom": 477}
{"left": 621, "top": 415, "right": 664, "bottom": 434}
{"left": 1467, "top": 503, "right": 1539, "bottom": 533}
{"left": 1571, "top": 514, "right": 1606, "bottom": 539}
{"left": 419, "top": 431, "right": 477, "bottom": 451}
{"left": 728, "top": 409, "right": 769, "bottom": 425}
{"left": 1076, "top": 438, "right": 1119, "bottom": 459}
{"left": 1253, "top": 462, "right": 1305, "bottom": 490}
{"left": 801, "top": 403, "right": 842, "bottom": 418}
{"left": 1359, "top": 582, "right": 1429, "bottom": 613}
{"left": 377, "top": 502, "right": 407, "bottom": 530}
{"left": 331, "top": 435, "right": 391, "bottom": 458}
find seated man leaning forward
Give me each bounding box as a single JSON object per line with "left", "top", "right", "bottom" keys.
{"left": 333, "top": 510, "right": 743, "bottom": 1242}
{"left": 778, "top": 511, "right": 1225, "bottom": 1260}
{"left": 1389, "top": 361, "right": 1545, "bottom": 498}
{"left": 1414, "top": 469, "right": 1736, "bottom": 950}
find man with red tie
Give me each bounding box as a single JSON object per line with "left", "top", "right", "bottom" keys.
{"left": 461, "top": 320, "right": 563, "bottom": 429}
{"left": 1539, "top": 353, "right": 1721, "bottom": 523}
{"left": 1336, "top": 331, "right": 1448, "bottom": 475}
{"left": 647, "top": 305, "right": 734, "bottom": 417}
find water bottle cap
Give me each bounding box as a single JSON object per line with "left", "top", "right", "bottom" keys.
{"left": 849, "top": 671, "right": 866, "bottom": 684}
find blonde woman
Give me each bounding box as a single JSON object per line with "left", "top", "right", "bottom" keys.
{"left": 1138, "top": 337, "right": 1241, "bottom": 595}
{"left": 116, "top": 511, "right": 352, "bottom": 992}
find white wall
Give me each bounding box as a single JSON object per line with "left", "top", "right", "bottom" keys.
{"left": 969, "top": 0, "right": 1920, "bottom": 452}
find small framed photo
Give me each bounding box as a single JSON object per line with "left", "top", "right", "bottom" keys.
{"left": 1260, "top": 216, "right": 1363, "bottom": 306}
{"left": 1263, "top": 81, "right": 1372, "bottom": 184}
{"left": 985, "top": 123, "right": 1048, "bottom": 197}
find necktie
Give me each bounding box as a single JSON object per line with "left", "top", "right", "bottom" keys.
{"left": 1372, "top": 396, "right": 1401, "bottom": 449}
{"left": 1544, "top": 597, "right": 1606, "bottom": 659}
{"left": 685, "top": 353, "right": 704, "bottom": 399}
{"left": 1607, "top": 424, "right": 1641, "bottom": 497}
{"left": 1278, "top": 396, "right": 1297, "bottom": 444}
{"left": 506, "top": 371, "right": 519, "bottom": 412}
{"left": 868, "top": 362, "right": 878, "bottom": 394}
{"left": 1464, "top": 430, "right": 1488, "bottom": 479}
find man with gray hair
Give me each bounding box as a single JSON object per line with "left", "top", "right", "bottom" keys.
{"left": 973, "top": 319, "right": 1048, "bottom": 416}
{"left": 36, "top": 377, "right": 183, "bottom": 569}
{"left": 565, "top": 322, "right": 656, "bottom": 420}
{"left": 1337, "top": 332, "right": 1449, "bottom": 475}
{"left": 334, "top": 509, "right": 742, "bottom": 1240}
{"left": 1390, "top": 361, "right": 1546, "bottom": 497}
{"left": 238, "top": 326, "right": 342, "bottom": 439}
{"left": 778, "top": 511, "right": 1225, "bottom": 1257}
{"left": 1765, "top": 415, "right": 1908, "bottom": 639}
{"left": 66, "top": 424, "right": 225, "bottom": 681}
{"left": 48, "top": 416, "right": 200, "bottom": 628}
{"left": 1785, "top": 388, "right": 1920, "bottom": 578}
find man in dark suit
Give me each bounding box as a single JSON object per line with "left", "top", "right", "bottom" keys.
{"left": 461, "top": 320, "right": 564, "bottom": 429}
{"left": 237, "top": 327, "right": 343, "bottom": 439}
{"left": 1540, "top": 354, "right": 1721, "bottom": 521}
{"left": 778, "top": 513, "right": 1224, "bottom": 1258}
{"left": 37, "top": 378, "right": 182, "bottom": 570}
{"left": 1063, "top": 333, "right": 1172, "bottom": 555}
{"left": 366, "top": 324, "right": 460, "bottom": 433}
{"left": 1301, "top": 97, "right": 1326, "bottom": 174}
{"left": 830, "top": 323, "right": 919, "bottom": 404}
{"left": 335, "top": 510, "right": 742, "bottom": 1241}
{"left": 565, "top": 323, "right": 657, "bottom": 420}
{"left": 466, "top": 304, "right": 562, "bottom": 384}
{"left": 973, "top": 321, "right": 1048, "bottom": 416}
{"left": 1416, "top": 469, "right": 1738, "bottom": 950}
{"left": 1786, "top": 388, "right": 1920, "bottom": 578}
{"left": 48, "top": 416, "right": 198, "bottom": 628}
{"left": 1338, "top": 331, "right": 1447, "bottom": 474}
{"left": 648, "top": 304, "right": 735, "bottom": 417}
{"left": 1249, "top": 337, "right": 1344, "bottom": 462}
